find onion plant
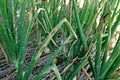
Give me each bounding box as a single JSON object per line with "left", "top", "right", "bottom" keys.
{"left": 0, "top": 0, "right": 77, "bottom": 80}
{"left": 0, "top": 0, "right": 120, "bottom": 80}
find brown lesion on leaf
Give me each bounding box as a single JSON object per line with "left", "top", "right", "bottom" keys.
{"left": 41, "top": 0, "right": 46, "bottom": 2}
{"left": 112, "top": 68, "right": 120, "bottom": 79}
{"left": 51, "top": 29, "right": 56, "bottom": 36}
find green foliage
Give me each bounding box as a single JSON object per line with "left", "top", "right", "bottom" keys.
{"left": 0, "top": 0, "right": 120, "bottom": 80}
